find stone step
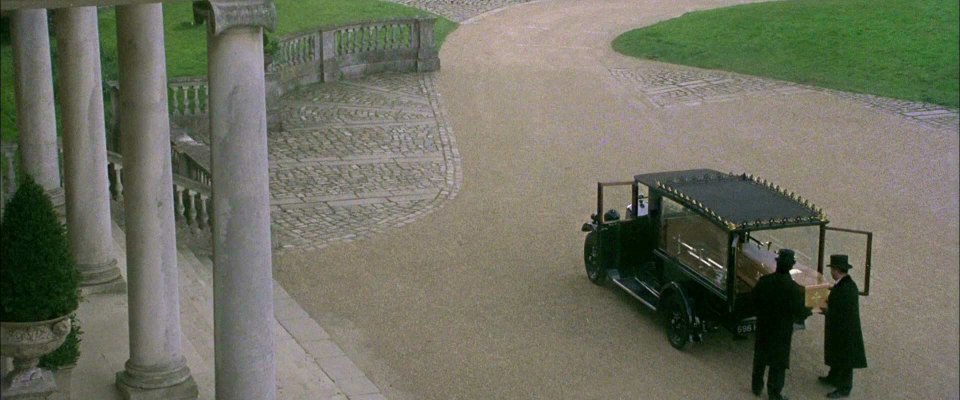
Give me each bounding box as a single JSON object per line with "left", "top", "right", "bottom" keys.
{"left": 72, "top": 222, "right": 371, "bottom": 399}
{"left": 175, "top": 247, "right": 216, "bottom": 399}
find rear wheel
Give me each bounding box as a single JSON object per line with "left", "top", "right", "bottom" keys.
{"left": 663, "top": 294, "right": 691, "bottom": 350}
{"left": 583, "top": 232, "right": 605, "bottom": 285}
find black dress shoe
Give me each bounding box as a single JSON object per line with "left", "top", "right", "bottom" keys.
{"left": 826, "top": 389, "right": 850, "bottom": 398}
{"left": 818, "top": 376, "right": 836, "bottom": 386}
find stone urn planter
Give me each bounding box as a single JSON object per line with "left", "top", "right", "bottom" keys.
{"left": 0, "top": 315, "right": 72, "bottom": 397}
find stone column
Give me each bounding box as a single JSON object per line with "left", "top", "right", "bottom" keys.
{"left": 54, "top": 7, "right": 125, "bottom": 293}
{"left": 195, "top": 1, "right": 277, "bottom": 398}
{"left": 113, "top": 4, "right": 198, "bottom": 399}
{"left": 11, "top": 9, "right": 63, "bottom": 205}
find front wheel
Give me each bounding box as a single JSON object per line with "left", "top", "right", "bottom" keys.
{"left": 663, "top": 294, "right": 691, "bottom": 350}
{"left": 583, "top": 232, "right": 605, "bottom": 285}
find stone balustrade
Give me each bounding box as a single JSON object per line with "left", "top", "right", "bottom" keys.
{"left": 108, "top": 78, "right": 209, "bottom": 120}
{"left": 105, "top": 136, "right": 212, "bottom": 234}
{"left": 104, "top": 17, "right": 438, "bottom": 130}
{"left": 267, "top": 17, "right": 439, "bottom": 97}
{"left": 107, "top": 78, "right": 211, "bottom": 144}
{"left": 0, "top": 133, "right": 215, "bottom": 235}
{"left": 168, "top": 77, "right": 210, "bottom": 117}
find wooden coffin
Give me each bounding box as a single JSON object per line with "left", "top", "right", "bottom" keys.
{"left": 737, "top": 244, "right": 831, "bottom": 310}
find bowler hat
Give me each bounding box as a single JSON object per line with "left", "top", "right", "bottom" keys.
{"left": 828, "top": 254, "right": 853, "bottom": 271}
{"left": 776, "top": 249, "right": 796, "bottom": 266}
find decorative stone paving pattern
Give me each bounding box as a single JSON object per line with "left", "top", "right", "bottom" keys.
{"left": 609, "top": 66, "right": 812, "bottom": 107}
{"left": 270, "top": 124, "right": 442, "bottom": 163}
{"left": 269, "top": 72, "right": 462, "bottom": 251}
{"left": 610, "top": 66, "right": 958, "bottom": 131}
{"left": 281, "top": 105, "right": 436, "bottom": 129}
{"left": 827, "top": 91, "right": 959, "bottom": 131}
{"left": 269, "top": 159, "right": 446, "bottom": 200}
{"left": 286, "top": 81, "right": 431, "bottom": 110}
{"left": 383, "top": 0, "right": 535, "bottom": 22}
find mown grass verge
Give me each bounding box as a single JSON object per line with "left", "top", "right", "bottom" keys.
{"left": 612, "top": 0, "right": 959, "bottom": 109}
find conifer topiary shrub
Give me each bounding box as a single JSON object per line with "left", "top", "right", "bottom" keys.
{"left": 0, "top": 175, "right": 81, "bottom": 322}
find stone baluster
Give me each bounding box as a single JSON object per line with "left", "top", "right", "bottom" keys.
{"left": 55, "top": 6, "right": 124, "bottom": 294}
{"left": 173, "top": 185, "right": 184, "bottom": 222}
{"left": 116, "top": 164, "right": 125, "bottom": 202}
{"left": 195, "top": 193, "right": 208, "bottom": 230}
{"left": 351, "top": 28, "right": 358, "bottom": 53}
{"left": 193, "top": 84, "right": 203, "bottom": 115}
{"left": 195, "top": 1, "right": 278, "bottom": 397}
{"left": 110, "top": 163, "right": 124, "bottom": 202}
{"left": 182, "top": 189, "right": 195, "bottom": 227}
{"left": 12, "top": 9, "right": 63, "bottom": 205}
{"left": 293, "top": 37, "right": 307, "bottom": 65}
{"left": 170, "top": 150, "right": 180, "bottom": 177}
{"left": 203, "top": 196, "right": 214, "bottom": 231}
{"left": 177, "top": 85, "right": 187, "bottom": 115}
{"left": 169, "top": 85, "right": 181, "bottom": 116}
{"left": 180, "top": 85, "right": 190, "bottom": 115}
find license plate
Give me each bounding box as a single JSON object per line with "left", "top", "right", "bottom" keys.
{"left": 736, "top": 319, "right": 756, "bottom": 335}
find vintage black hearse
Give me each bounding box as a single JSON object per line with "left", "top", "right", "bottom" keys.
{"left": 581, "top": 169, "right": 873, "bottom": 349}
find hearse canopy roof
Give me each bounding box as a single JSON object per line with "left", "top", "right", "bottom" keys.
{"left": 634, "top": 169, "right": 827, "bottom": 231}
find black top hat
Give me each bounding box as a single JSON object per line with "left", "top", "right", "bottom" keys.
{"left": 775, "top": 249, "right": 796, "bottom": 271}
{"left": 828, "top": 254, "right": 853, "bottom": 271}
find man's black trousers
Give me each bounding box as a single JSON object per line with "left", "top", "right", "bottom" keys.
{"left": 753, "top": 356, "right": 786, "bottom": 396}
{"left": 826, "top": 367, "right": 854, "bottom": 393}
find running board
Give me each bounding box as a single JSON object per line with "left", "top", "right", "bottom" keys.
{"left": 611, "top": 277, "right": 659, "bottom": 311}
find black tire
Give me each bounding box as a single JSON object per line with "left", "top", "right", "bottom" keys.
{"left": 663, "top": 294, "right": 691, "bottom": 350}
{"left": 583, "top": 232, "right": 605, "bottom": 285}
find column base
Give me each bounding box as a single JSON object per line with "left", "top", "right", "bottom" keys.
{"left": 116, "top": 375, "right": 198, "bottom": 400}
{"left": 116, "top": 362, "right": 197, "bottom": 400}
{"left": 78, "top": 259, "right": 126, "bottom": 295}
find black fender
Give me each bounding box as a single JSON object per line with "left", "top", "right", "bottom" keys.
{"left": 659, "top": 282, "right": 693, "bottom": 323}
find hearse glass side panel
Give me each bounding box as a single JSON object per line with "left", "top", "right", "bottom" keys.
{"left": 659, "top": 197, "right": 729, "bottom": 289}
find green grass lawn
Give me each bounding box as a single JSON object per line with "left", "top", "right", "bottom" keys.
{"left": 612, "top": 0, "right": 959, "bottom": 109}
{"left": 0, "top": 0, "right": 457, "bottom": 142}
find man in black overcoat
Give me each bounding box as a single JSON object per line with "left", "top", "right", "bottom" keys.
{"left": 751, "top": 249, "right": 810, "bottom": 400}
{"left": 819, "top": 254, "right": 867, "bottom": 398}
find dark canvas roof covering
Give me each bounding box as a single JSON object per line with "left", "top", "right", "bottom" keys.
{"left": 634, "top": 169, "right": 826, "bottom": 231}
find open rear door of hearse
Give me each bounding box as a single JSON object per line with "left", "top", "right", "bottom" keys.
{"left": 819, "top": 226, "right": 874, "bottom": 296}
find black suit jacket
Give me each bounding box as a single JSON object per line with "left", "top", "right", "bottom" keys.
{"left": 752, "top": 271, "right": 809, "bottom": 369}
{"left": 824, "top": 275, "right": 867, "bottom": 369}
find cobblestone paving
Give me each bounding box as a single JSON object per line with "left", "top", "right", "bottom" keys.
{"left": 268, "top": 72, "right": 462, "bottom": 251}
{"left": 610, "top": 66, "right": 959, "bottom": 131}
{"left": 383, "top": 0, "right": 535, "bottom": 22}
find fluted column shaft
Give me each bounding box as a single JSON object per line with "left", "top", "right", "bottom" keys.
{"left": 114, "top": 4, "right": 197, "bottom": 399}
{"left": 12, "top": 9, "right": 61, "bottom": 196}
{"left": 207, "top": 26, "right": 276, "bottom": 400}
{"left": 54, "top": 6, "right": 124, "bottom": 293}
